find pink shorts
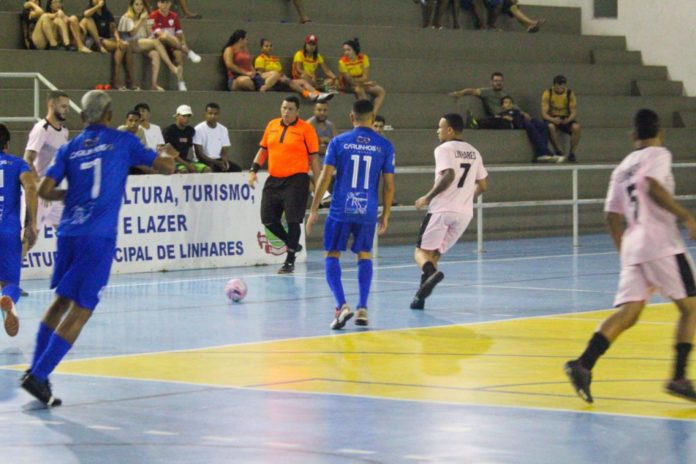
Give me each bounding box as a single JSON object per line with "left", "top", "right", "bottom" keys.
{"left": 614, "top": 253, "right": 696, "bottom": 306}
{"left": 416, "top": 212, "right": 472, "bottom": 254}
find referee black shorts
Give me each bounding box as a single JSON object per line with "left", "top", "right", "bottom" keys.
{"left": 261, "top": 173, "right": 310, "bottom": 224}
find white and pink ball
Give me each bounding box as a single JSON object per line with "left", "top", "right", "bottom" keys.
{"left": 225, "top": 278, "right": 247, "bottom": 302}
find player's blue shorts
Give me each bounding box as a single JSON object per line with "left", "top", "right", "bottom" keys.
{"left": 0, "top": 233, "right": 22, "bottom": 285}
{"left": 323, "top": 217, "right": 376, "bottom": 254}
{"left": 50, "top": 235, "right": 116, "bottom": 311}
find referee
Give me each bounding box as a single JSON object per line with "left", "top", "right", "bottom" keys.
{"left": 248, "top": 95, "right": 320, "bottom": 273}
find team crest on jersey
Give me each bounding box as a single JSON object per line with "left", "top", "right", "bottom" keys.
{"left": 83, "top": 138, "right": 98, "bottom": 148}
{"left": 169, "top": 19, "right": 174, "bottom": 26}
{"left": 345, "top": 192, "right": 368, "bottom": 216}
{"left": 356, "top": 135, "right": 371, "bottom": 144}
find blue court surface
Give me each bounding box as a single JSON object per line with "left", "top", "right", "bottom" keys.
{"left": 1, "top": 234, "right": 695, "bottom": 464}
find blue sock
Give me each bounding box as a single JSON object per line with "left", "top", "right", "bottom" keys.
{"left": 31, "top": 322, "right": 55, "bottom": 371}
{"left": 325, "top": 257, "right": 346, "bottom": 308}
{"left": 357, "top": 259, "right": 373, "bottom": 309}
{"left": 1, "top": 284, "right": 21, "bottom": 305}
{"left": 31, "top": 333, "right": 72, "bottom": 382}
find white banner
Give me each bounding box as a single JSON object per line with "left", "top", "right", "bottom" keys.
{"left": 21, "top": 173, "right": 305, "bottom": 280}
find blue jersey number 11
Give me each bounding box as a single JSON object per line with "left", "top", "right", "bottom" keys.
{"left": 350, "top": 154, "right": 372, "bottom": 190}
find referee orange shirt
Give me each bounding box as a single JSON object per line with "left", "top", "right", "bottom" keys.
{"left": 260, "top": 118, "right": 319, "bottom": 178}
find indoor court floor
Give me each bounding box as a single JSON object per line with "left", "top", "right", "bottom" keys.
{"left": 1, "top": 234, "right": 695, "bottom": 463}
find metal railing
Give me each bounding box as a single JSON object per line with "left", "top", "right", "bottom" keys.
{"left": 394, "top": 163, "right": 696, "bottom": 254}
{"left": 0, "top": 72, "right": 81, "bottom": 122}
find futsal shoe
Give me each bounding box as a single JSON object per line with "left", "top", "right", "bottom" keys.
{"left": 355, "top": 308, "right": 369, "bottom": 326}
{"left": 410, "top": 297, "right": 425, "bottom": 310}
{"left": 331, "top": 304, "right": 354, "bottom": 330}
{"left": 665, "top": 379, "right": 696, "bottom": 402}
{"left": 278, "top": 261, "right": 295, "bottom": 274}
{"left": 415, "top": 271, "right": 444, "bottom": 302}
{"left": 21, "top": 373, "right": 62, "bottom": 407}
{"left": 564, "top": 360, "right": 593, "bottom": 403}
{"left": 1, "top": 295, "right": 19, "bottom": 337}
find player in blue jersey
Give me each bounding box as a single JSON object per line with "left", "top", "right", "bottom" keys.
{"left": 307, "top": 99, "right": 395, "bottom": 329}
{"left": 21, "top": 90, "right": 176, "bottom": 407}
{"left": 0, "top": 123, "right": 38, "bottom": 337}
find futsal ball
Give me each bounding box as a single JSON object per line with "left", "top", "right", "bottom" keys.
{"left": 225, "top": 278, "right": 247, "bottom": 302}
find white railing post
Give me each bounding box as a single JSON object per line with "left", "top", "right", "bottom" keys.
{"left": 33, "top": 76, "right": 40, "bottom": 120}
{"left": 572, "top": 167, "right": 579, "bottom": 247}
{"left": 477, "top": 194, "right": 484, "bottom": 254}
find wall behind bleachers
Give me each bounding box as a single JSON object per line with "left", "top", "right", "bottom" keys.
{"left": 530, "top": 0, "right": 696, "bottom": 95}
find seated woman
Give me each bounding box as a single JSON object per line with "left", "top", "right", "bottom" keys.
{"left": 118, "top": 0, "right": 182, "bottom": 91}
{"left": 21, "top": 0, "right": 60, "bottom": 50}
{"left": 254, "top": 38, "right": 333, "bottom": 102}
{"left": 81, "top": 0, "right": 134, "bottom": 90}
{"left": 44, "top": 0, "right": 91, "bottom": 52}
{"left": 338, "top": 38, "right": 386, "bottom": 115}
{"left": 292, "top": 34, "right": 337, "bottom": 91}
{"left": 222, "top": 30, "right": 280, "bottom": 92}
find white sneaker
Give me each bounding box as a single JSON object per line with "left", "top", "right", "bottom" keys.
{"left": 187, "top": 50, "right": 202, "bottom": 63}
{"left": 537, "top": 155, "right": 553, "bottom": 162}
{"left": 1, "top": 295, "right": 19, "bottom": 337}
{"left": 178, "top": 80, "right": 188, "bottom": 91}
{"left": 330, "top": 303, "right": 354, "bottom": 330}
{"left": 554, "top": 155, "right": 566, "bottom": 163}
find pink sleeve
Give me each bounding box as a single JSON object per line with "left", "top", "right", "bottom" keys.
{"left": 644, "top": 149, "right": 672, "bottom": 186}
{"left": 604, "top": 169, "right": 624, "bottom": 214}
{"left": 476, "top": 158, "right": 487, "bottom": 180}
{"left": 434, "top": 146, "right": 450, "bottom": 174}
{"left": 25, "top": 124, "right": 46, "bottom": 152}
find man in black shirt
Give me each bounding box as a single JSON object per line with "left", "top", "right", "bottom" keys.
{"left": 162, "top": 105, "right": 210, "bottom": 173}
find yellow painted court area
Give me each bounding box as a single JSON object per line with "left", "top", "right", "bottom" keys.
{"left": 16, "top": 304, "right": 696, "bottom": 419}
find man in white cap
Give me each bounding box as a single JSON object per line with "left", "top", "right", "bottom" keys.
{"left": 162, "top": 104, "right": 211, "bottom": 173}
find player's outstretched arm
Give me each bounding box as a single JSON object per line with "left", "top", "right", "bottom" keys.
{"left": 647, "top": 177, "right": 696, "bottom": 240}
{"left": 38, "top": 176, "right": 66, "bottom": 202}
{"left": 306, "top": 164, "right": 335, "bottom": 236}
{"left": 19, "top": 171, "right": 39, "bottom": 251}
{"left": 378, "top": 173, "right": 395, "bottom": 235}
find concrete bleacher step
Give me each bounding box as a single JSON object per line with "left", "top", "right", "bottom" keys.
{"left": 591, "top": 49, "right": 642, "bottom": 65}
{"left": 0, "top": 49, "right": 670, "bottom": 95}
{"left": 0, "top": 11, "right": 624, "bottom": 58}
{"left": 0, "top": 0, "right": 583, "bottom": 34}
{"left": 632, "top": 80, "right": 684, "bottom": 96}
{"left": 2, "top": 89, "right": 696, "bottom": 131}
{"left": 675, "top": 111, "right": 696, "bottom": 128}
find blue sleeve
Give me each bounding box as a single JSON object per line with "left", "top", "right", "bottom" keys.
{"left": 45, "top": 144, "right": 68, "bottom": 184}
{"left": 324, "top": 137, "right": 338, "bottom": 167}
{"left": 19, "top": 159, "right": 30, "bottom": 175}
{"left": 383, "top": 141, "right": 395, "bottom": 174}
{"left": 126, "top": 132, "right": 157, "bottom": 167}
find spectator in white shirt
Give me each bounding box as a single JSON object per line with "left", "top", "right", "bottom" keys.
{"left": 193, "top": 103, "right": 241, "bottom": 172}
{"left": 134, "top": 102, "right": 164, "bottom": 150}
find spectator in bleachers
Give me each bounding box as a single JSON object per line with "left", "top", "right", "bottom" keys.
{"left": 135, "top": 102, "right": 165, "bottom": 150}
{"left": 373, "top": 115, "right": 386, "bottom": 135}
{"left": 307, "top": 101, "right": 336, "bottom": 206}
{"left": 118, "top": 0, "right": 183, "bottom": 91}
{"left": 498, "top": 96, "right": 556, "bottom": 162}
{"left": 541, "top": 75, "right": 580, "bottom": 162}
{"left": 292, "top": 34, "right": 338, "bottom": 92}
{"left": 338, "top": 38, "right": 386, "bottom": 116}
{"left": 150, "top": 0, "right": 201, "bottom": 92}
{"left": 449, "top": 71, "right": 512, "bottom": 129}
{"left": 254, "top": 38, "right": 334, "bottom": 102}
{"left": 289, "top": 0, "right": 311, "bottom": 24}
{"left": 118, "top": 110, "right": 148, "bottom": 146}
{"left": 223, "top": 30, "right": 280, "bottom": 92}
{"left": 484, "top": 0, "right": 545, "bottom": 33}
{"left": 193, "top": 103, "right": 241, "bottom": 173}
{"left": 44, "top": 0, "right": 90, "bottom": 52}
{"left": 21, "top": 0, "right": 62, "bottom": 50}
{"left": 81, "top": 0, "right": 134, "bottom": 90}
{"left": 141, "top": 0, "right": 200, "bottom": 19}
{"left": 162, "top": 105, "right": 211, "bottom": 173}
{"left": 433, "top": 0, "right": 461, "bottom": 29}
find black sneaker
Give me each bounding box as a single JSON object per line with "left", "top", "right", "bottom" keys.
{"left": 564, "top": 360, "right": 593, "bottom": 403}
{"left": 567, "top": 153, "right": 577, "bottom": 163}
{"left": 20, "top": 288, "right": 29, "bottom": 297}
{"left": 410, "top": 297, "right": 424, "bottom": 310}
{"left": 415, "top": 271, "right": 444, "bottom": 301}
{"left": 278, "top": 262, "right": 295, "bottom": 274}
{"left": 21, "top": 373, "right": 62, "bottom": 407}
{"left": 665, "top": 379, "right": 696, "bottom": 402}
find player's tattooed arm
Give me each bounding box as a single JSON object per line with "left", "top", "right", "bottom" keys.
{"left": 415, "top": 168, "right": 454, "bottom": 209}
